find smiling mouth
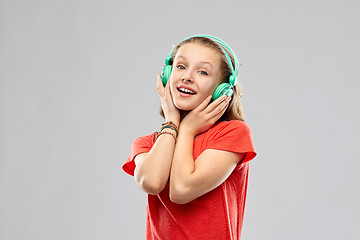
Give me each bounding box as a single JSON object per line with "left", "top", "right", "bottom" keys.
{"left": 177, "top": 87, "right": 196, "bottom": 95}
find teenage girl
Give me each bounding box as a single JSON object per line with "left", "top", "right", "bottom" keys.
{"left": 123, "top": 35, "right": 257, "bottom": 240}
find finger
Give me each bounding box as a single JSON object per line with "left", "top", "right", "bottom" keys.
{"left": 208, "top": 102, "right": 229, "bottom": 125}
{"left": 163, "top": 76, "right": 174, "bottom": 102}
{"left": 203, "top": 95, "right": 227, "bottom": 113}
{"left": 156, "top": 74, "right": 165, "bottom": 96}
{"left": 209, "top": 97, "right": 230, "bottom": 118}
{"left": 196, "top": 95, "right": 212, "bottom": 111}
{"left": 219, "top": 99, "right": 230, "bottom": 114}
{"left": 165, "top": 76, "right": 171, "bottom": 94}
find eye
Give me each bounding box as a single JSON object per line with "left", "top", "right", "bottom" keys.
{"left": 176, "top": 64, "right": 186, "bottom": 70}
{"left": 199, "top": 70, "right": 208, "bottom": 76}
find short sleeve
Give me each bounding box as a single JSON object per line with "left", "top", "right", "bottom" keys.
{"left": 207, "top": 120, "right": 257, "bottom": 164}
{"left": 122, "top": 132, "right": 157, "bottom": 176}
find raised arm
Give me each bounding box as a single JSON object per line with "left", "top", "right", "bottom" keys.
{"left": 134, "top": 130, "right": 177, "bottom": 195}
{"left": 134, "top": 75, "right": 180, "bottom": 195}
{"left": 169, "top": 95, "right": 245, "bottom": 204}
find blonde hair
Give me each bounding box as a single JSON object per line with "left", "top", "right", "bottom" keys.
{"left": 160, "top": 36, "right": 246, "bottom": 122}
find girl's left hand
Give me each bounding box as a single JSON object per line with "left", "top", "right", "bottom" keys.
{"left": 180, "top": 95, "right": 231, "bottom": 137}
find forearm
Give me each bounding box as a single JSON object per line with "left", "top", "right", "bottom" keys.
{"left": 134, "top": 118, "right": 179, "bottom": 194}
{"left": 169, "top": 129, "right": 242, "bottom": 204}
{"left": 170, "top": 129, "right": 197, "bottom": 201}
{"left": 134, "top": 132, "right": 176, "bottom": 194}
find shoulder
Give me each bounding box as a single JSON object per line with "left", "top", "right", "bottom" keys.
{"left": 131, "top": 132, "right": 158, "bottom": 147}
{"left": 210, "top": 120, "right": 252, "bottom": 137}
{"left": 129, "top": 131, "right": 159, "bottom": 160}
{"left": 205, "top": 120, "right": 256, "bottom": 163}
{"left": 123, "top": 131, "right": 157, "bottom": 176}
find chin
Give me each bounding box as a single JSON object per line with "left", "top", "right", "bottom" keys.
{"left": 174, "top": 101, "right": 197, "bottom": 111}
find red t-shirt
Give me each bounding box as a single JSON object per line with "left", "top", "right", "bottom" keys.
{"left": 123, "top": 120, "right": 257, "bottom": 240}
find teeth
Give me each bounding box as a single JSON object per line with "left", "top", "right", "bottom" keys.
{"left": 179, "top": 88, "right": 195, "bottom": 94}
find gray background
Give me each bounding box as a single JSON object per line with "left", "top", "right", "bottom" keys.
{"left": 1, "top": 0, "right": 359, "bottom": 239}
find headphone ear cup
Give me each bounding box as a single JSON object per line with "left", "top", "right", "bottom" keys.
{"left": 212, "top": 83, "right": 234, "bottom": 101}
{"left": 161, "top": 65, "right": 172, "bottom": 86}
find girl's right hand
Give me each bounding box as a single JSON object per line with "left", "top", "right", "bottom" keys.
{"left": 156, "top": 74, "right": 180, "bottom": 125}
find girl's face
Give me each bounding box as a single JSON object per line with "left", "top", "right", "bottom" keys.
{"left": 169, "top": 43, "right": 223, "bottom": 111}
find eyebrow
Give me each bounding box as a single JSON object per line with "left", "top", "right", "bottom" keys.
{"left": 175, "top": 55, "right": 213, "bottom": 69}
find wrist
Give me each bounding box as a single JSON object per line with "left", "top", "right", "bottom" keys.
{"left": 165, "top": 118, "right": 180, "bottom": 127}
{"left": 160, "top": 121, "right": 179, "bottom": 139}
{"left": 179, "top": 124, "right": 196, "bottom": 138}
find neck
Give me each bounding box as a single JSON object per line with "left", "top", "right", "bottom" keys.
{"left": 180, "top": 110, "right": 189, "bottom": 122}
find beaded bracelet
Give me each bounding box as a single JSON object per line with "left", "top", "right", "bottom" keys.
{"left": 161, "top": 121, "right": 179, "bottom": 137}
{"left": 161, "top": 121, "right": 178, "bottom": 129}
{"left": 160, "top": 125, "right": 178, "bottom": 137}
{"left": 157, "top": 131, "right": 177, "bottom": 142}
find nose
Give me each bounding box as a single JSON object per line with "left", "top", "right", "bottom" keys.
{"left": 181, "top": 70, "right": 193, "bottom": 83}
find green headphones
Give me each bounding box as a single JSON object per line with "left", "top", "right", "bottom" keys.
{"left": 161, "top": 34, "right": 240, "bottom": 101}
